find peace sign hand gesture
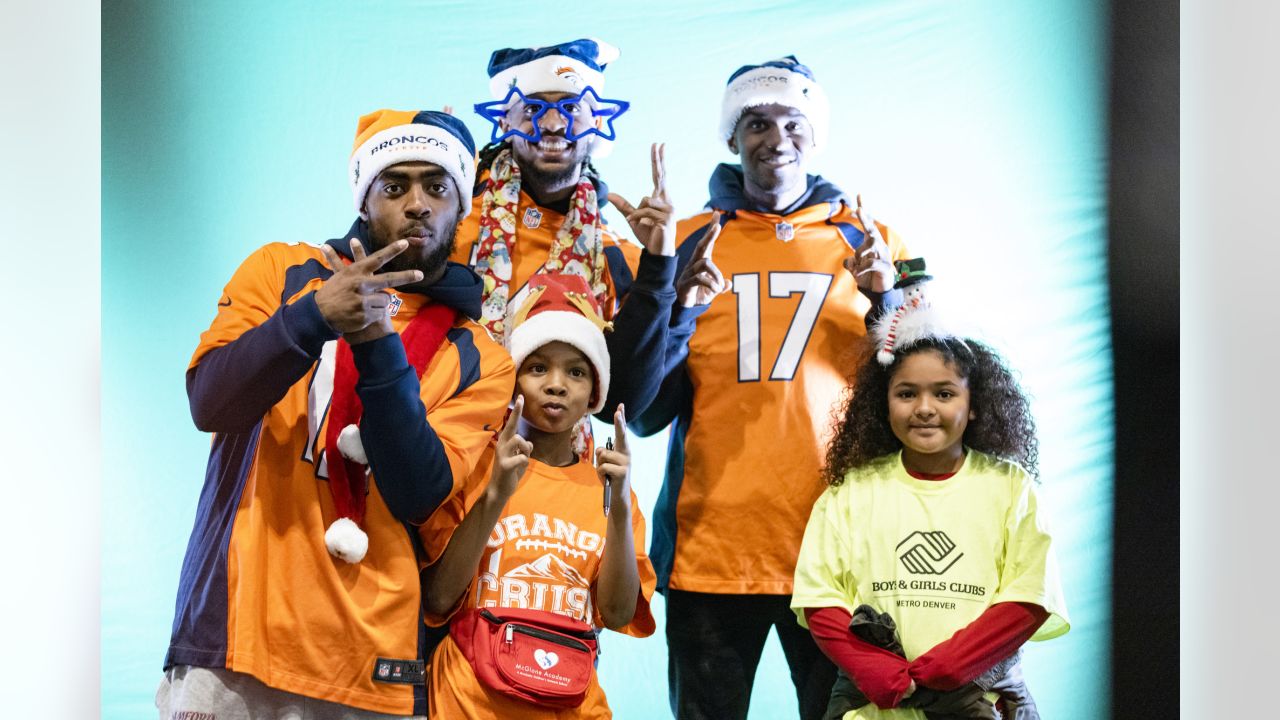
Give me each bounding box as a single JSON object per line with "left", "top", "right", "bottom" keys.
{"left": 608, "top": 143, "right": 677, "bottom": 257}
{"left": 843, "top": 194, "right": 895, "bottom": 294}
{"left": 316, "top": 238, "right": 422, "bottom": 343}
{"left": 675, "top": 212, "right": 729, "bottom": 308}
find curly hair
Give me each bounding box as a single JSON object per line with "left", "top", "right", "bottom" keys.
{"left": 823, "top": 337, "right": 1038, "bottom": 485}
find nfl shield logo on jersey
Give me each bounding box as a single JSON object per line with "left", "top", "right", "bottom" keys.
{"left": 387, "top": 294, "right": 403, "bottom": 317}
{"left": 775, "top": 221, "right": 795, "bottom": 242}
{"left": 377, "top": 661, "right": 391, "bottom": 678}
{"left": 523, "top": 207, "right": 543, "bottom": 229}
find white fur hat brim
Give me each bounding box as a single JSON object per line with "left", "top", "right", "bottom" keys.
{"left": 507, "top": 310, "right": 610, "bottom": 413}
{"left": 719, "top": 65, "right": 829, "bottom": 155}
{"left": 349, "top": 124, "right": 477, "bottom": 219}
{"left": 871, "top": 304, "right": 962, "bottom": 363}
{"left": 488, "top": 41, "right": 618, "bottom": 100}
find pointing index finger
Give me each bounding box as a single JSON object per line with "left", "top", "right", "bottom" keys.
{"left": 854, "top": 208, "right": 883, "bottom": 255}
{"left": 362, "top": 239, "right": 410, "bottom": 271}
{"left": 695, "top": 212, "right": 722, "bottom": 261}
{"left": 501, "top": 396, "right": 525, "bottom": 440}
{"left": 608, "top": 192, "right": 638, "bottom": 217}
{"left": 612, "top": 403, "right": 629, "bottom": 455}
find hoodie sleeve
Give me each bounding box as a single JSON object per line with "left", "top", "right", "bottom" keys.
{"left": 356, "top": 325, "right": 515, "bottom": 525}
{"left": 186, "top": 244, "right": 339, "bottom": 433}
{"left": 628, "top": 219, "right": 715, "bottom": 436}
{"left": 597, "top": 249, "right": 678, "bottom": 420}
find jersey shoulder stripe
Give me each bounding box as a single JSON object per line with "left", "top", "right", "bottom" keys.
{"left": 446, "top": 326, "right": 482, "bottom": 399}
{"left": 281, "top": 257, "right": 332, "bottom": 305}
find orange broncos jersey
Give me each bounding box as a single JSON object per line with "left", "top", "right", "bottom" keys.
{"left": 424, "top": 458, "right": 656, "bottom": 719}
{"left": 167, "top": 240, "right": 514, "bottom": 715}
{"left": 636, "top": 198, "right": 909, "bottom": 595}
{"left": 453, "top": 172, "right": 642, "bottom": 324}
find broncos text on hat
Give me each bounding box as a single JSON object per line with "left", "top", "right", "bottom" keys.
{"left": 719, "top": 55, "right": 830, "bottom": 155}
{"left": 486, "top": 38, "right": 619, "bottom": 101}
{"left": 349, "top": 109, "right": 477, "bottom": 218}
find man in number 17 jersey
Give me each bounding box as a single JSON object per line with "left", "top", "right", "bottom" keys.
{"left": 632, "top": 56, "right": 911, "bottom": 720}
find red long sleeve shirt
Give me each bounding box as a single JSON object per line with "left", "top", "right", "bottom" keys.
{"left": 804, "top": 602, "right": 1048, "bottom": 708}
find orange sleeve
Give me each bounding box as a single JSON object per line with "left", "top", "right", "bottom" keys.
{"left": 189, "top": 243, "right": 293, "bottom": 370}
{"left": 417, "top": 446, "right": 496, "bottom": 568}
{"left": 422, "top": 327, "right": 515, "bottom": 520}
{"left": 835, "top": 205, "right": 911, "bottom": 262}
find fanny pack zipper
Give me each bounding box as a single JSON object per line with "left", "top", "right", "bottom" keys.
{"left": 507, "top": 623, "right": 591, "bottom": 652}
{"left": 480, "top": 609, "right": 596, "bottom": 651}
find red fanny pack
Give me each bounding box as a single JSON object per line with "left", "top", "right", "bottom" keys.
{"left": 450, "top": 607, "right": 599, "bottom": 709}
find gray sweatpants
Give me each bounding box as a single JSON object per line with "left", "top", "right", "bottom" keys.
{"left": 155, "top": 665, "right": 426, "bottom": 720}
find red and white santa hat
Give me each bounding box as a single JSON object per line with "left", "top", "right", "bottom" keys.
{"left": 506, "top": 273, "right": 612, "bottom": 413}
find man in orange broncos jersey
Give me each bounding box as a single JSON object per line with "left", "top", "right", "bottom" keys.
{"left": 459, "top": 38, "right": 681, "bottom": 420}
{"left": 632, "top": 56, "right": 910, "bottom": 720}
{"left": 157, "top": 109, "right": 515, "bottom": 718}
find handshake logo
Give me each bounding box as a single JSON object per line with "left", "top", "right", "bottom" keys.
{"left": 896, "top": 531, "right": 963, "bottom": 575}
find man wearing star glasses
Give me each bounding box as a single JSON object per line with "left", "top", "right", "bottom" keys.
{"left": 476, "top": 85, "right": 628, "bottom": 189}
{"left": 453, "top": 38, "right": 683, "bottom": 423}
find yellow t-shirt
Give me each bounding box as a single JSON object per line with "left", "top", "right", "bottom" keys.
{"left": 791, "top": 450, "right": 1069, "bottom": 719}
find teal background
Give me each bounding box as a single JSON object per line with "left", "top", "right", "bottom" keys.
{"left": 102, "top": 1, "right": 1110, "bottom": 718}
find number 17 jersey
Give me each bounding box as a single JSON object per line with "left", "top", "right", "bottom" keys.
{"left": 648, "top": 195, "right": 909, "bottom": 595}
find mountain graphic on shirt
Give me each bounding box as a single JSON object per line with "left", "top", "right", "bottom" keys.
{"left": 505, "top": 553, "right": 588, "bottom": 587}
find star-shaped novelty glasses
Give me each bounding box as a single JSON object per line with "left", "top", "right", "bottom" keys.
{"left": 474, "top": 86, "right": 630, "bottom": 145}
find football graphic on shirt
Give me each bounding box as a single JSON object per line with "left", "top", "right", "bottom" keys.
{"left": 506, "top": 553, "right": 589, "bottom": 587}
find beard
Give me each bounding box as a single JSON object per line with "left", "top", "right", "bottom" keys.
{"left": 521, "top": 158, "right": 581, "bottom": 193}
{"left": 510, "top": 135, "right": 593, "bottom": 196}
{"left": 375, "top": 218, "right": 460, "bottom": 282}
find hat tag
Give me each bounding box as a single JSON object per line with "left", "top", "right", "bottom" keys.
{"left": 474, "top": 86, "right": 630, "bottom": 145}
{"left": 775, "top": 221, "right": 795, "bottom": 242}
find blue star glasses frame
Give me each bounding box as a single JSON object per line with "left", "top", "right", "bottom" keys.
{"left": 474, "top": 86, "right": 630, "bottom": 145}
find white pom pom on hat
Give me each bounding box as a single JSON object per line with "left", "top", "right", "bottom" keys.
{"left": 324, "top": 517, "right": 369, "bottom": 564}
{"left": 324, "top": 423, "right": 369, "bottom": 563}
{"left": 336, "top": 423, "right": 367, "bottom": 465}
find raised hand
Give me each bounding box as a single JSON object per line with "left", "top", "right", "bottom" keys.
{"left": 843, "top": 194, "right": 895, "bottom": 294}
{"left": 608, "top": 143, "right": 677, "bottom": 257}
{"left": 595, "top": 403, "right": 632, "bottom": 508}
{"left": 316, "top": 238, "right": 422, "bottom": 342}
{"left": 490, "top": 395, "right": 532, "bottom": 500}
{"left": 675, "top": 212, "right": 729, "bottom": 308}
